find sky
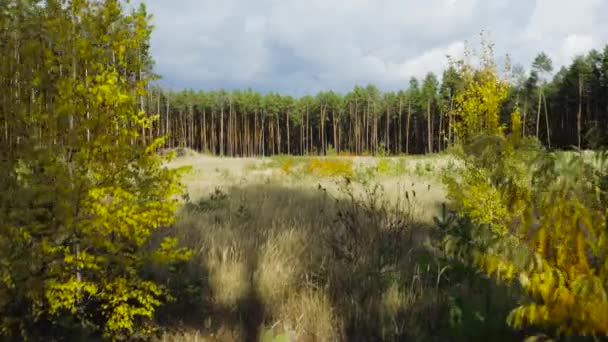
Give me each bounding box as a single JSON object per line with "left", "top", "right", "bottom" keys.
{"left": 135, "top": 0, "right": 608, "bottom": 95}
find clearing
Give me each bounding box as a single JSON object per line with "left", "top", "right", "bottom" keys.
{"left": 156, "top": 152, "right": 517, "bottom": 341}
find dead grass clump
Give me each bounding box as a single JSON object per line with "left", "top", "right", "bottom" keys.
{"left": 255, "top": 228, "right": 308, "bottom": 312}
{"left": 381, "top": 281, "right": 417, "bottom": 319}
{"left": 278, "top": 290, "right": 342, "bottom": 341}
{"left": 207, "top": 257, "right": 248, "bottom": 309}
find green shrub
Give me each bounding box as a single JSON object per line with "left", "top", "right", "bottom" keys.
{"left": 414, "top": 162, "right": 426, "bottom": 177}
{"left": 376, "top": 158, "right": 393, "bottom": 175}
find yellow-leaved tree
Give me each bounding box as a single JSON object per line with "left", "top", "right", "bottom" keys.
{"left": 451, "top": 36, "right": 509, "bottom": 145}
{"left": 444, "top": 35, "right": 608, "bottom": 338}
{"left": 0, "top": 1, "right": 190, "bottom": 340}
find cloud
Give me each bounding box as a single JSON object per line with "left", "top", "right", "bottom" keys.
{"left": 522, "top": 0, "right": 608, "bottom": 66}
{"left": 391, "top": 41, "right": 466, "bottom": 81}
{"left": 561, "top": 34, "right": 596, "bottom": 62}
{"left": 135, "top": 0, "right": 608, "bottom": 95}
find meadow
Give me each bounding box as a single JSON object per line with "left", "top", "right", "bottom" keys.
{"left": 154, "top": 150, "right": 519, "bottom": 341}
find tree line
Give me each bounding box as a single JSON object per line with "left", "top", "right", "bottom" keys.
{"left": 146, "top": 46, "right": 608, "bottom": 157}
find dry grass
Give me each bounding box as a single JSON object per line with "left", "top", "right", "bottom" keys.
{"left": 167, "top": 153, "right": 449, "bottom": 223}
{"left": 277, "top": 289, "right": 340, "bottom": 341}
{"left": 155, "top": 153, "right": 517, "bottom": 341}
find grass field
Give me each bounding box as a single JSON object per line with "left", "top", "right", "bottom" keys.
{"left": 168, "top": 153, "right": 449, "bottom": 222}
{"left": 156, "top": 151, "right": 518, "bottom": 341}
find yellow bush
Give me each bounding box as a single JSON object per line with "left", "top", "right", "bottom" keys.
{"left": 305, "top": 158, "right": 354, "bottom": 177}
{"left": 280, "top": 158, "right": 294, "bottom": 174}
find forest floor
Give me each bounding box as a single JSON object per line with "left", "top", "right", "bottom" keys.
{"left": 155, "top": 151, "right": 519, "bottom": 341}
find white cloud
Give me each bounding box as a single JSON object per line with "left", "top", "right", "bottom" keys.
{"left": 135, "top": 0, "right": 608, "bottom": 94}
{"left": 525, "top": 0, "right": 601, "bottom": 39}
{"left": 522, "top": 0, "right": 607, "bottom": 66}
{"left": 392, "top": 41, "right": 466, "bottom": 80}
{"left": 561, "top": 34, "right": 596, "bottom": 61}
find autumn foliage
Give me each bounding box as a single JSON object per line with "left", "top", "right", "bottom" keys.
{"left": 0, "top": 1, "right": 189, "bottom": 339}
{"left": 444, "top": 38, "right": 608, "bottom": 338}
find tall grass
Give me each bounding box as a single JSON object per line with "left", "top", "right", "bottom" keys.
{"left": 154, "top": 171, "right": 519, "bottom": 341}
{"left": 152, "top": 154, "right": 516, "bottom": 340}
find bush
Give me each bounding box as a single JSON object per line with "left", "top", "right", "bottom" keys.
{"left": 304, "top": 158, "right": 354, "bottom": 178}
{"left": 375, "top": 158, "right": 393, "bottom": 175}
{"left": 280, "top": 158, "right": 294, "bottom": 174}
{"left": 444, "top": 133, "right": 608, "bottom": 337}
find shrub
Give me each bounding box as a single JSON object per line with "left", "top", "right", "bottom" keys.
{"left": 305, "top": 158, "right": 354, "bottom": 178}
{"left": 375, "top": 158, "right": 393, "bottom": 175}
{"left": 414, "top": 162, "right": 426, "bottom": 177}
{"left": 443, "top": 38, "right": 608, "bottom": 337}
{"left": 280, "top": 158, "right": 294, "bottom": 174}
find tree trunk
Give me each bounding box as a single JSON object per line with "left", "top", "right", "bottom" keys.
{"left": 398, "top": 99, "right": 403, "bottom": 154}
{"left": 385, "top": 104, "right": 390, "bottom": 153}
{"left": 543, "top": 92, "right": 550, "bottom": 148}
{"left": 333, "top": 110, "right": 337, "bottom": 154}
{"left": 406, "top": 100, "right": 412, "bottom": 155}
{"left": 306, "top": 108, "right": 311, "bottom": 154}
{"left": 276, "top": 116, "right": 281, "bottom": 155}
{"left": 438, "top": 109, "right": 443, "bottom": 152}
{"left": 156, "top": 90, "right": 161, "bottom": 142}
{"left": 427, "top": 100, "right": 432, "bottom": 153}
{"left": 254, "top": 112, "right": 258, "bottom": 155}
{"left": 166, "top": 99, "right": 171, "bottom": 148}
{"left": 286, "top": 110, "right": 290, "bottom": 154}
{"left": 190, "top": 105, "right": 194, "bottom": 149}
{"left": 318, "top": 106, "right": 323, "bottom": 155}
{"left": 228, "top": 100, "right": 232, "bottom": 156}
{"left": 522, "top": 99, "right": 527, "bottom": 138}
{"left": 203, "top": 109, "right": 207, "bottom": 152}
{"left": 578, "top": 76, "right": 583, "bottom": 149}
{"left": 365, "top": 104, "right": 369, "bottom": 153}
{"left": 211, "top": 111, "right": 215, "bottom": 153}
{"left": 536, "top": 87, "right": 542, "bottom": 139}
{"left": 220, "top": 103, "right": 224, "bottom": 156}
{"left": 261, "top": 117, "right": 265, "bottom": 156}
{"left": 448, "top": 90, "right": 454, "bottom": 146}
